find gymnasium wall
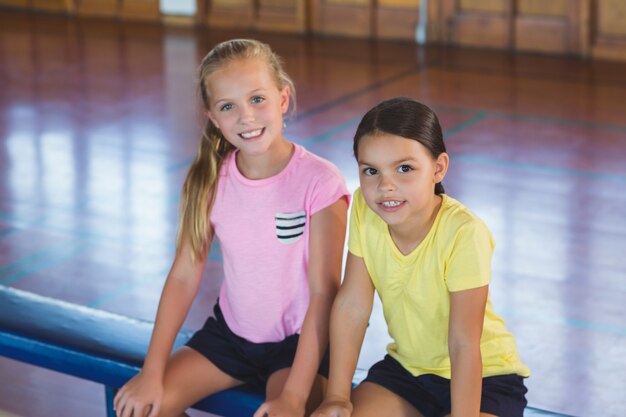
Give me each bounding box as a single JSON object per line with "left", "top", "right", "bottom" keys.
{"left": 1, "top": 0, "right": 625, "bottom": 60}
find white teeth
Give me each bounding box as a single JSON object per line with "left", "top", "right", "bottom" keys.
{"left": 240, "top": 128, "right": 263, "bottom": 139}
{"left": 382, "top": 201, "right": 401, "bottom": 207}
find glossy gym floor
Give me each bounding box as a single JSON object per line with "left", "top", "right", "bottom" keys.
{"left": 0, "top": 8, "right": 625, "bottom": 417}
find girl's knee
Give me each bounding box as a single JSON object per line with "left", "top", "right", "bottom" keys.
{"left": 155, "top": 392, "right": 189, "bottom": 417}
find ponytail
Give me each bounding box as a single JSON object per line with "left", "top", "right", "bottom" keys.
{"left": 176, "top": 120, "right": 234, "bottom": 263}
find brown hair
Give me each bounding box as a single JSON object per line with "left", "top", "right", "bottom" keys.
{"left": 353, "top": 97, "right": 446, "bottom": 195}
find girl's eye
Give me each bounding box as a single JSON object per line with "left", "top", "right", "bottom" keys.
{"left": 251, "top": 96, "right": 265, "bottom": 104}
{"left": 398, "top": 165, "right": 413, "bottom": 173}
{"left": 219, "top": 103, "right": 233, "bottom": 111}
{"left": 362, "top": 167, "right": 378, "bottom": 176}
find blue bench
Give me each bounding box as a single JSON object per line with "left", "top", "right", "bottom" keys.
{"left": 0, "top": 285, "right": 263, "bottom": 417}
{"left": 0, "top": 285, "right": 569, "bottom": 417}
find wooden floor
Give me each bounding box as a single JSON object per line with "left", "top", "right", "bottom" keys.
{"left": 1, "top": 8, "right": 626, "bottom": 417}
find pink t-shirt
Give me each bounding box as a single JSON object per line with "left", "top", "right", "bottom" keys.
{"left": 211, "top": 144, "right": 350, "bottom": 343}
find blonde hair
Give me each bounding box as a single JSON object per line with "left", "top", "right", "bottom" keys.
{"left": 177, "top": 39, "right": 297, "bottom": 262}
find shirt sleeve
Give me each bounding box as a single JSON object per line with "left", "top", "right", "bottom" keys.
{"left": 347, "top": 188, "right": 364, "bottom": 257}
{"left": 309, "top": 166, "right": 351, "bottom": 216}
{"left": 444, "top": 220, "right": 494, "bottom": 292}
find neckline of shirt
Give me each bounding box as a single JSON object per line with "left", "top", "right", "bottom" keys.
{"left": 229, "top": 143, "right": 302, "bottom": 186}
{"left": 385, "top": 194, "right": 449, "bottom": 261}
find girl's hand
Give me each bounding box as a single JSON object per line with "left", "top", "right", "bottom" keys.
{"left": 311, "top": 398, "right": 353, "bottom": 417}
{"left": 253, "top": 393, "right": 305, "bottom": 417}
{"left": 113, "top": 369, "right": 164, "bottom": 417}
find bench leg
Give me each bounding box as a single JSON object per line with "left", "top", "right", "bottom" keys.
{"left": 105, "top": 386, "right": 117, "bottom": 417}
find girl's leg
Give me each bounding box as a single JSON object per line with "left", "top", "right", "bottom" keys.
{"left": 351, "top": 382, "right": 424, "bottom": 417}
{"left": 158, "top": 346, "right": 244, "bottom": 417}
{"left": 266, "top": 368, "right": 327, "bottom": 415}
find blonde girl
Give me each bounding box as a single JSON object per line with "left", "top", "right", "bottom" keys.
{"left": 313, "top": 97, "right": 529, "bottom": 417}
{"left": 114, "top": 39, "right": 349, "bottom": 417}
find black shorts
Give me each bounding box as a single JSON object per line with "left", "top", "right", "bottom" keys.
{"left": 362, "top": 355, "right": 528, "bottom": 417}
{"left": 186, "top": 303, "right": 330, "bottom": 390}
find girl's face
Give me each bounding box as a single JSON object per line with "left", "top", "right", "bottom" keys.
{"left": 357, "top": 133, "right": 448, "bottom": 229}
{"left": 205, "top": 57, "right": 290, "bottom": 156}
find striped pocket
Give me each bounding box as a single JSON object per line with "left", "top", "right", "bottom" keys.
{"left": 275, "top": 210, "right": 306, "bottom": 244}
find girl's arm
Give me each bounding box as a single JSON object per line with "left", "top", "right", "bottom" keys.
{"left": 448, "top": 285, "right": 488, "bottom": 417}
{"left": 114, "top": 232, "right": 210, "bottom": 417}
{"left": 312, "top": 252, "right": 375, "bottom": 417}
{"left": 254, "top": 198, "right": 347, "bottom": 417}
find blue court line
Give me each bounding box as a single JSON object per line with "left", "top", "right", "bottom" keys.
{"left": 0, "top": 239, "right": 74, "bottom": 276}
{"left": 87, "top": 265, "right": 170, "bottom": 307}
{"left": 0, "top": 213, "right": 175, "bottom": 288}
{"left": 299, "top": 117, "right": 361, "bottom": 145}
{"left": 443, "top": 111, "right": 489, "bottom": 138}
{"left": 86, "top": 241, "right": 222, "bottom": 307}
{"left": 166, "top": 156, "right": 193, "bottom": 173}
{"left": 163, "top": 118, "right": 362, "bottom": 174}
{"left": 491, "top": 111, "right": 626, "bottom": 134}
{"left": 434, "top": 104, "right": 626, "bottom": 134}
{"left": 499, "top": 306, "right": 626, "bottom": 337}
{"left": 525, "top": 406, "right": 576, "bottom": 417}
{"left": 293, "top": 111, "right": 626, "bottom": 183}
{"left": 0, "top": 210, "right": 171, "bottom": 247}
{"left": 451, "top": 153, "right": 626, "bottom": 183}
{"left": 3, "top": 106, "right": 623, "bottom": 301}
{"left": 0, "top": 239, "right": 87, "bottom": 287}
{"left": 0, "top": 226, "right": 16, "bottom": 239}
{"left": 163, "top": 64, "right": 427, "bottom": 173}
{"left": 294, "top": 65, "right": 425, "bottom": 122}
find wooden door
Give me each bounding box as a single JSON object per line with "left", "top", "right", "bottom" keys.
{"left": 257, "top": 0, "right": 308, "bottom": 33}
{"left": 32, "top": 0, "right": 76, "bottom": 13}
{"left": 204, "top": 0, "right": 255, "bottom": 29}
{"left": 0, "top": 0, "right": 30, "bottom": 7}
{"left": 376, "top": 0, "right": 422, "bottom": 41}
{"left": 77, "top": 0, "right": 118, "bottom": 17}
{"left": 120, "top": 0, "right": 160, "bottom": 21}
{"left": 592, "top": 0, "right": 626, "bottom": 60}
{"left": 310, "top": 0, "right": 373, "bottom": 38}
{"left": 514, "top": 0, "right": 590, "bottom": 55}
{"left": 439, "top": 0, "right": 514, "bottom": 49}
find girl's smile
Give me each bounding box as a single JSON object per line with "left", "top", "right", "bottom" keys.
{"left": 357, "top": 132, "right": 448, "bottom": 250}
{"left": 239, "top": 127, "right": 265, "bottom": 141}
{"left": 205, "top": 57, "right": 290, "bottom": 157}
{"left": 378, "top": 199, "right": 406, "bottom": 211}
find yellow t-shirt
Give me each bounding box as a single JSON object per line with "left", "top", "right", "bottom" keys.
{"left": 348, "top": 189, "right": 530, "bottom": 379}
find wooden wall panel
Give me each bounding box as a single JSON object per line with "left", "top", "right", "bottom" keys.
{"left": 310, "top": 0, "right": 373, "bottom": 38}
{"left": 376, "top": 0, "right": 421, "bottom": 41}
{"left": 257, "top": 0, "right": 307, "bottom": 33}
{"left": 592, "top": 0, "right": 626, "bottom": 60}
{"left": 32, "top": 0, "right": 75, "bottom": 13}
{"left": 596, "top": 0, "right": 626, "bottom": 35}
{"left": 205, "top": 0, "right": 255, "bottom": 29}
{"left": 515, "top": 0, "right": 589, "bottom": 55}
{"left": 451, "top": 14, "right": 512, "bottom": 48}
{"left": 0, "top": 0, "right": 30, "bottom": 7}
{"left": 515, "top": 17, "right": 569, "bottom": 53}
{"left": 120, "top": 0, "right": 160, "bottom": 21}
{"left": 426, "top": 0, "right": 442, "bottom": 42}
{"left": 459, "top": 0, "right": 507, "bottom": 13}
{"left": 441, "top": 0, "right": 513, "bottom": 49}
{"left": 77, "top": 0, "right": 118, "bottom": 17}
{"left": 438, "top": 0, "right": 590, "bottom": 56}
{"left": 518, "top": 0, "right": 568, "bottom": 17}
